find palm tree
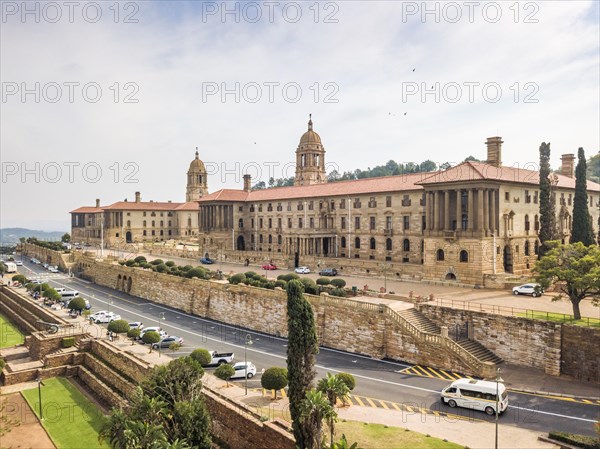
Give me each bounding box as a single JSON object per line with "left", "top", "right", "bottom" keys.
{"left": 317, "top": 373, "right": 350, "bottom": 446}
{"left": 299, "top": 390, "right": 337, "bottom": 449}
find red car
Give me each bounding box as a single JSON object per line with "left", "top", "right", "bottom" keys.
{"left": 261, "top": 263, "right": 278, "bottom": 270}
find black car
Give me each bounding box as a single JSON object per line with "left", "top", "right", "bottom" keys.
{"left": 318, "top": 268, "right": 338, "bottom": 276}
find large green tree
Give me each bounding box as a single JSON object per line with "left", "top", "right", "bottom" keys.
{"left": 534, "top": 241, "right": 600, "bottom": 320}
{"left": 287, "top": 279, "right": 319, "bottom": 449}
{"left": 538, "top": 142, "right": 558, "bottom": 257}
{"left": 570, "top": 148, "right": 595, "bottom": 246}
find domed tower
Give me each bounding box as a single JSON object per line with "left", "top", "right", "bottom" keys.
{"left": 294, "top": 114, "right": 326, "bottom": 186}
{"left": 186, "top": 148, "right": 208, "bottom": 201}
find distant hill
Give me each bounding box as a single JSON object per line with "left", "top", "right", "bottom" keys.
{"left": 0, "top": 228, "right": 66, "bottom": 244}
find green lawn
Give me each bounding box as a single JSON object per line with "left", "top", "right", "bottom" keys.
{"left": 336, "top": 421, "right": 464, "bottom": 449}
{"left": 21, "top": 377, "right": 110, "bottom": 449}
{"left": 517, "top": 311, "right": 600, "bottom": 328}
{"left": 0, "top": 312, "right": 24, "bottom": 348}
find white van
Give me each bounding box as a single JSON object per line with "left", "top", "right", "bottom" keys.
{"left": 441, "top": 378, "right": 508, "bottom": 415}
{"left": 3, "top": 262, "right": 17, "bottom": 273}
{"left": 60, "top": 290, "right": 80, "bottom": 298}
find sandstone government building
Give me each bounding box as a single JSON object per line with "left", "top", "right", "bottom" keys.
{"left": 71, "top": 117, "right": 600, "bottom": 285}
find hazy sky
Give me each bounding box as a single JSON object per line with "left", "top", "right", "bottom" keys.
{"left": 1, "top": 1, "right": 599, "bottom": 231}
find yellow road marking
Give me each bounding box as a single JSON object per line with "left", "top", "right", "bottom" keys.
{"left": 414, "top": 365, "right": 433, "bottom": 377}
{"left": 426, "top": 366, "right": 446, "bottom": 379}
{"left": 365, "top": 397, "right": 378, "bottom": 408}
{"left": 390, "top": 402, "right": 401, "bottom": 411}
{"left": 379, "top": 401, "right": 389, "bottom": 410}
{"left": 405, "top": 405, "right": 414, "bottom": 413}
{"left": 354, "top": 396, "right": 365, "bottom": 407}
{"left": 280, "top": 389, "right": 287, "bottom": 398}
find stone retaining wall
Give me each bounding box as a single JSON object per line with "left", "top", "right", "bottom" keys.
{"left": 21, "top": 243, "right": 73, "bottom": 271}
{"left": 77, "top": 365, "right": 127, "bottom": 408}
{"left": 560, "top": 325, "right": 600, "bottom": 383}
{"left": 82, "top": 353, "right": 136, "bottom": 398}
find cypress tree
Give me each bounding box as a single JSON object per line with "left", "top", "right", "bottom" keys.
{"left": 286, "top": 279, "right": 319, "bottom": 449}
{"left": 538, "top": 142, "right": 557, "bottom": 257}
{"left": 570, "top": 148, "right": 594, "bottom": 245}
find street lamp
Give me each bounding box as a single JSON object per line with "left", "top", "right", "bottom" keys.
{"left": 157, "top": 312, "right": 166, "bottom": 358}
{"left": 244, "top": 333, "right": 253, "bottom": 395}
{"left": 495, "top": 368, "right": 504, "bottom": 449}
{"left": 36, "top": 376, "right": 44, "bottom": 420}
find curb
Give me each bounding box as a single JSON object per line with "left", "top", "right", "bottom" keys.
{"left": 508, "top": 387, "right": 600, "bottom": 401}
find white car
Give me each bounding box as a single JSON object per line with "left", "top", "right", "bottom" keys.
{"left": 139, "top": 327, "right": 168, "bottom": 341}
{"left": 129, "top": 321, "right": 144, "bottom": 330}
{"left": 48, "top": 266, "right": 59, "bottom": 273}
{"left": 294, "top": 266, "right": 311, "bottom": 274}
{"left": 16, "top": 261, "right": 23, "bottom": 266}
{"left": 93, "top": 312, "right": 121, "bottom": 324}
{"left": 89, "top": 311, "right": 109, "bottom": 321}
{"left": 230, "top": 362, "right": 257, "bottom": 379}
{"left": 512, "top": 283, "right": 544, "bottom": 297}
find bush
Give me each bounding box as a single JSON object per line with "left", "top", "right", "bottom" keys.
{"left": 215, "top": 364, "right": 235, "bottom": 384}
{"left": 0, "top": 358, "right": 5, "bottom": 370}
{"left": 45, "top": 288, "right": 62, "bottom": 302}
{"left": 169, "top": 342, "right": 182, "bottom": 352}
{"left": 125, "top": 259, "right": 136, "bottom": 267}
{"left": 548, "top": 431, "right": 600, "bottom": 449}
{"left": 108, "top": 319, "right": 130, "bottom": 334}
{"left": 118, "top": 261, "right": 126, "bottom": 265}
{"left": 229, "top": 273, "right": 246, "bottom": 285}
{"left": 261, "top": 367, "right": 288, "bottom": 393}
{"left": 330, "top": 278, "right": 347, "bottom": 288}
{"left": 62, "top": 337, "right": 75, "bottom": 348}
{"left": 68, "top": 297, "right": 86, "bottom": 311}
{"left": 134, "top": 256, "right": 147, "bottom": 263}
{"left": 190, "top": 348, "right": 212, "bottom": 366}
{"left": 316, "top": 278, "right": 331, "bottom": 286}
{"left": 274, "top": 280, "right": 287, "bottom": 289}
{"left": 300, "top": 278, "right": 318, "bottom": 295}
{"left": 277, "top": 273, "right": 299, "bottom": 282}
{"left": 165, "top": 260, "right": 176, "bottom": 267}
{"left": 150, "top": 259, "right": 164, "bottom": 265}
{"left": 330, "top": 288, "right": 347, "bottom": 298}
{"left": 127, "top": 328, "right": 141, "bottom": 344}
{"left": 155, "top": 263, "right": 168, "bottom": 273}
{"left": 336, "top": 372, "right": 356, "bottom": 391}
{"left": 182, "top": 265, "right": 193, "bottom": 271}
{"left": 264, "top": 281, "right": 276, "bottom": 290}
{"left": 12, "top": 274, "right": 28, "bottom": 284}
{"left": 142, "top": 331, "right": 161, "bottom": 352}
{"left": 186, "top": 268, "right": 208, "bottom": 279}
{"left": 244, "top": 271, "right": 258, "bottom": 279}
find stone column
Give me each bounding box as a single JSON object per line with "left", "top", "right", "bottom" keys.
{"left": 455, "top": 190, "right": 461, "bottom": 231}
{"left": 444, "top": 191, "right": 450, "bottom": 230}
{"left": 434, "top": 191, "right": 440, "bottom": 230}
{"left": 490, "top": 190, "right": 496, "bottom": 233}
{"left": 477, "top": 189, "right": 484, "bottom": 231}
{"left": 483, "top": 189, "right": 489, "bottom": 231}
{"left": 217, "top": 205, "right": 221, "bottom": 229}
{"left": 467, "top": 189, "right": 474, "bottom": 230}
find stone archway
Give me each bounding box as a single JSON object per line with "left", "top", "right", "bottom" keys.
{"left": 126, "top": 276, "right": 132, "bottom": 293}
{"left": 236, "top": 235, "right": 245, "bottom": 251}
{"left": 445, "top": 273, "right": 457, "bottom": 281}
{"left": 126, "top": 231, "right": 132, "bottom": 243}
{"left": 503, "top": 245, "right": 513, "bottom": 274}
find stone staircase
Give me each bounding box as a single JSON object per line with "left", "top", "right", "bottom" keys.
{"left": 455, "top": 339, "right": 503, "bottom": 365}
{"left": 387, "top": 307, "right": 502, "bottom": 377}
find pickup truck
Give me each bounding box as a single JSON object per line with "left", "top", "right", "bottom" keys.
{"left": 207, "top": 351, "right": 234, "bottom": 366}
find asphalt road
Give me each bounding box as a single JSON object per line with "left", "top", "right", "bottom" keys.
{"left": 16, "top": 260, "right": 599, "bottom": 436}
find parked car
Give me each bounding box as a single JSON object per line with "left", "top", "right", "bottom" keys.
{"left": 128, "top": 321, "right": 144, "bottom": 330}
{"left": 205, "top": 350, "right": 235, "bottom": 366}
{"left": 48, "top": 266, "right": 59, "bottom": 273}
{"left": 512, "top": 283, "right": 544, "bottom": 297}
{"left": 294, "top": 266, "right": 311, "bottom": 274}
{"left": 30, "top": 258, "right": 40, "bottom": 264}
{"left": 30, "top": 279, "right": 44, "bottom": 284}
{"left": 42, "top": 263, "right": 49, "bottom": 269}
{"left": 138, "top": 327, "right": 168, "bottom": 341}
{"left": 89, "top": 311, "right": 109, "bottom": 321}
{"left": 261, "top": 263, "right": 278, "bottom": 270}
{"left": 15, "top": 261, "right": 23, "bottom": 266}
{"left": 93, "top": 312, "right": 121, "bottom": 324}
{"left": 152, "top": 336, "right": 184, "bottom": 349}
{"left": 318, "top": 268, "right": 338, "bottom": 276}
{"left": 200, "top": 257, "right": 215, "bottom": 264}
{"left": 230, "top": 362, "right": 257, "bottom": 379}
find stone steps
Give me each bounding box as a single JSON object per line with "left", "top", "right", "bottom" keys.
{"left": 456, "top": 339, "right": 503, "bottom": 364}
{"left": 397, "top": 308, "right": 441, "bottom": 334}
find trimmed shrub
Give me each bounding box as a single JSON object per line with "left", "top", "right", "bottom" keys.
{"left": 330, "top": 288, "right": 347, "bottom": 298}
{"left": 264, "top": 281, "right": 276, "bottom": 290}
{"left": 142, "top": 331, "right": 161, "bottom": 352}
{"left": 548, "top": 431, "right": 600, "bottom": 449}
{"left": 244, "top": 271, "right": 258, "bottom": 279}
{"left": 127, "top": 328, "right": 140, "bottom": 344}
{"left": 278, "top": 273, "right": 299, "bottom": 282}
{"left": 134, "top": 256, "right": 147, "bottom": 263}
{"left": 155, "top": 263, "right": 168, "bottom": 273}
{"left": 62, "top": 337, "right": 75, "bottom": 348}
{"left": 108, "top": 319, "right": 130, "bottom": 335}
{"left": 149, "top": 258, "right": 163, "bottom": 265}
{"left": 0, "top": 358, "right": 5, "bottom": 370}
{"left": 215, "top": 364, "right": 235, "bottom": 384}
{"left": 186, "top": 268, "right": 207, "bottom": 279}
{"left": 316, "top": 277, "right": 331, "bottom": 286}
{"left": 142, "top": 262, "right": 153, "bottom": 269}
{"left": 330, "top": 278, "right": 347, "bottom": 288}
{"left": 182, "top": 265, "right": 193, "bottom": 271}
{"left": 300, "top": 278, "right": 318, "bottom": 295}
{"left": 190, "top": 348, "right": 212, "bottom": 366}
{"left": 12, "top": 274, "right": 28, "bottom": 284}
{"left": 229, "top": 273, "right": 246, "bottom": 285}
{"left": 165, "top": 260, "right": 176, "bottom": 267}
{"left": 275, "top": 280, "right": 287, "bottom": 289}
{"left": 261, "top": 367, "right": 288, "bottom": 395}
{"left": 68, "top": 297, "right": 86, "bottom": 311}
{"left": 118, "top": 261, "right": 126, "bottom": 266}
{"left": 336, "top": 372, "right": 356, "bottom": 391}
{"left": 125, "top": 259, "right": 136, "bottom": 267}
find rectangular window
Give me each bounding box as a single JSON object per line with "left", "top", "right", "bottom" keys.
{"left": 353, "top": 198, "right": 361, "bottom": 208}
{"left": 354, "top": 216, "right": 361, "bottom": 229}
{"left": 268, "top": 218, "right": 272, "bottom": 228}
{"left": 298, "top": 218, "right": 303, "bottom": 228}
{"left": 259, "top": 218, "right": 263, "bottom": 228}
{"left": 251, "top": 218, "right": 255, "bottom": 229}
{"left": 386, "top": 216, "right": 392, "bottom": 229}
{"left": 568, "top": 194, "right": 572, "bottom": 206}
{"left": 287, "top": 202, "right": 292, "bottom": 211}
{"left": 288, "top": 218, "right": 292, "bottom": 228}
{"left": 505, "top": 192, "right": 510, "bottom": 201}
{"left": 308, "top": 201, "right": 314, "bottom": 210}
{"left": 368, "top": 197, "right": 377, "bottom": 208}
{"left": 525, "top": 190, "right": 531, "bottom": 203}
{"left": 341, "top": 217, "right": 346, "bottom": 230}
{"left": 403, "top": 216, "right": 410, "bottom": 230}
{"left": 239, "top": 206, "right": 243, "bottom": 212}
{"left": 310, "top": 218, "right": 314, "bottom": 228}
{"left": 534, "top": 191, "right": 538, "bottom": 204}
{"left": 386, "top": 196, "right": 392, "bottom": 207}
{"left": 402, "top": 195, "right": 411, "bottom": 207}
{"left": 278, "top": 218, "right": 282, "bottom": 229}
{"left": 370, "top": 216, "right": 376, "bottom": 230}
{"left": 340, "top": 199, "right": 346, "bottom": 209}
{"left": 422, "top": 215, "right": 426, "bottom": 230}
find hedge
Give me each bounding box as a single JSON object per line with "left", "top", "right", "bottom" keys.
{"left": 62, "top": 337, "right": 75, "bottom": 348}
{"left": 548, "top": 431, "right": 600, "bottom": 449}
{"left": 330, "top": 278, "right": 347, "bottom": 288}
{"left": 316, "top": 278, "right": 331, "bottom": 286}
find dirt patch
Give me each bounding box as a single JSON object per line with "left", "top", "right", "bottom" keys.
{"left": 0, "top": 392, "right": 55, "bottom": 449}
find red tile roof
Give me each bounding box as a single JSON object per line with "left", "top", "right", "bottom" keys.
{"left": 70, "top": 207, "right": 103, "bottom": 214}
{"left": 174, "top": 202, "right": 200, "bottom": 211}
{"left": 417, "top": 161, "right": 600, "bottom": 190}
{"left": 102, "top": 201, "right": 183, "bottom": 211}
{"left": 199, "top": 172, "right": 430, "bottom": 203}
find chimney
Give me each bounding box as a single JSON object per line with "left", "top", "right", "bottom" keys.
{"left": 560, "top": 153, "right": 575, "bottom": 178}
{"left": 243, "top": 174, "right": 251, "bottom": 192}
{"left": 485, "top": 136, "right": 503, "bottom": 167}
{"left": 95, "top": 198, "right": 100, "bottom": 208}
{"left": 135, "top": 191, "right": 141, "bottom": 203}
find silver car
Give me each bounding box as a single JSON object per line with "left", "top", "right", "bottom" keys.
{"left": 512, "top": 283, "right": 544, "bottom": 297}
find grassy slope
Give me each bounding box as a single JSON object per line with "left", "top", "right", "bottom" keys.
{"left": 0, "top": 312, "right": 24, "bottom": 348}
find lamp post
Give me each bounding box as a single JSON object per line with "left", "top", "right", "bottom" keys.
{"left": 244, "top": 333, "right": 253, "bottom": 395}
{"left": 36, "top": 376, "right": 43, "bottom": 420}
{"left": 157, "top": 312, "right": 166, "bottom": 357}
{"left": 495, "top": 367, "right": 504, "bottom": 449}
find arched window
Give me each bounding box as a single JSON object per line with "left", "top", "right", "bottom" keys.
{"left": 534, "top": 214, "right": 539, "bottom": 231}
{"left": 525, "top": 240, "right": 530, "bottom": 256}
{"left": 524, "top": 214, "right": 530, "bottom": 231}
{"left": 436, "top": 249, "right": 445, "bottom": 261}
{"left": 152, "top": 220, "right": 155, "bottom": 227}
{"left": 143, "top": 220, "right": 147, "bottom": 227}
{"left": 127, "top": 220, "right": 131, "bottom": 227}
{"left": 370, "top": 238, "right": 376, "bottom": 250}
{"left": 534, "top": 240, "right": 539, "bottom": 255}
{"left": 277, "top": 235, "right": 282, "bottom": 245}
{"left": 238, "top": 218, "right": 244, "bottom": 228}
{"left": 403, "top": 239, "right": 410, "bottom": 252}
{"left": 459, "top": 250, "right": 468, "bottom": 262}
{"left": 355, "top": 237, "right": 361, "bottom": 249}
{"left": 386, "top": 238, "right": 393, "bottom": 251}
{"left": 341, "top": 237, "right": 346, "bottom": 248}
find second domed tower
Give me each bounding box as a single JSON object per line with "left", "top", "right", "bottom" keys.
{"left": 186, "top": 148, "right": 208, "bottom": 202}
{"left": 294, "top": 115, "right": 326, "bottom": 186}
